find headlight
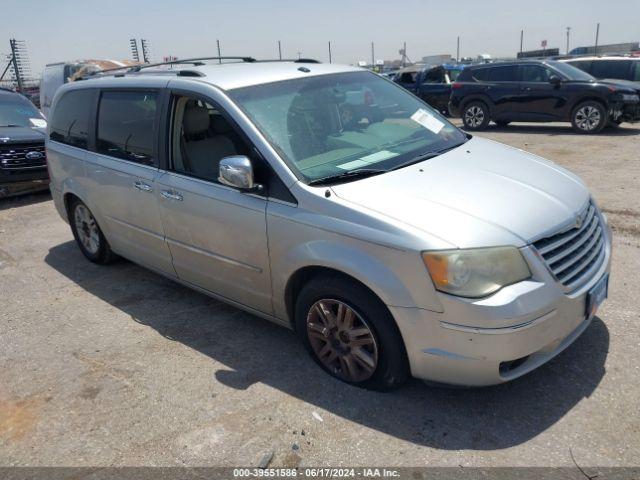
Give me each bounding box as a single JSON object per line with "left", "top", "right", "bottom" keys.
{"left": 422, "top": 246, "right": 531, "bottom": 298}
{"left": 621, "top": 93, "right": 639, "bottom": 102}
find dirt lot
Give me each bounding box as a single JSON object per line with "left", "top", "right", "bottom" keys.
{"left": 1, "top": 122, "right": 639, "bottom": 468}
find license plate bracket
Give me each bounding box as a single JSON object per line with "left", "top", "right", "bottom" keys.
{"left": 586, "top": 273, "right": 609, "bottom": 319}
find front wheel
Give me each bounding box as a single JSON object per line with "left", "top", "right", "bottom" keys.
{"left": 295, "top": 275, "right": 409, "bottom": 391}
{"left": 461, "top": 101, "right": 490, "bottom": 130}
{"left": 571, "top": 101, "right": 606, "bottom": 133}
{"left": 69, "top": 199, "right": 117, "bottom": 264}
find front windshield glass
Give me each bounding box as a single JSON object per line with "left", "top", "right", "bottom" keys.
{"left": 229, "top": 71, "right": 467, "bottom": 183}
{"left": 550, "top": 61, "right": 596, "bottom": 82}
{"left": 0, "top": 95, "right": 43, "bottom": 127}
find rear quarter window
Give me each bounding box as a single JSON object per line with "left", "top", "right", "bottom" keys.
{"left": 49, "top": 89, "right": 94, "bottom": 149}
{"left": 487, "top": 65, "right": 519, "bottom": 82}
{"left": 590, "top": 60, "right": 632, "bottom": 80}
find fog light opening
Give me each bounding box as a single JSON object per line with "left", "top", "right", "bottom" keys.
{"left": 499, "top": 355, "right": 530, "bottom": 376}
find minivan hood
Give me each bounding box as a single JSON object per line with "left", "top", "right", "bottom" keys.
{"left": 331, "top": 137, "right": 589, "bottom": 248}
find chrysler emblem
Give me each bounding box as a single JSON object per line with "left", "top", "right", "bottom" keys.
{"left": 575, "top": 213, "right": 585, "bottom": 229}
{"left": 26, "top": 151, "right": 44, "bottom": 160}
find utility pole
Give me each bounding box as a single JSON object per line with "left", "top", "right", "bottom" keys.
{"left": 371, "top": 41, "right": 374, "bottom": 67}
{"left": 402, "top": 41, "right": 407, "bottom": 67}
{"left": 594, "top": 22, "right": 600, "bottom": 54}
{"left": 277, "top": 40, "right": 282, "bottom": 60}
{"left": 520, "top": 30, "right": 524, "bottom": 54}
{"left": 566, "top": 26, "right": 571, "bottom": 54}
{"left": 216, "top": 39, "right": 221, "bottom": 63}
{"left": 456, "top": 36, "right": 460, "bottom": 62}
{"left": 328, "top": 41, "right": 332, "bottom": 63}
{"left": 297, "top": 51, "right": 302, "bottom": 60}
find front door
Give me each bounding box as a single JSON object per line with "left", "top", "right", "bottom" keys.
{"left": 156, "top": 92, "right": 272, "bottom": 314}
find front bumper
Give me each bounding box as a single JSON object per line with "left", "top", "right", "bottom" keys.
{"left": 0, "top": 168, "right": 50, "bottom": 198}
{"left": 390, "top": 224, "right": 613, "bottom": 387}
{"left": 610, "top": 100, "right": 640, "bottom": 123}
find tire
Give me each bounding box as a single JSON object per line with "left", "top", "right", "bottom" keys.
{"left": 461, "top": 101, "right": 490, "bottom": 130}
{"left": 495, "top": 120, "right": 510, "bottom": 127}
{"left": 294, "top": 274, "right": 409, "bottom": 391}
{"left": 571, "top": 101, "right": 607, "bottom": 134}
{"left": 69, "top": 198, "right": 117, "bottom": 264}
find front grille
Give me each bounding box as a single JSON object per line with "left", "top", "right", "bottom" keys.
{"left": 0, "top": 142, "right": 47, "bottom": 170}
{"left": 533, "top": 201, "right": 606, "bottom": 291}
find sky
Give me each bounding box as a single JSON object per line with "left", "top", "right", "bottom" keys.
{"left": 2, "top": 0, "right": 640, "bottom": 76}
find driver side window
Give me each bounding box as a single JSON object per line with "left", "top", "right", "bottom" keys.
{"left": 170, "top": 95, "right": 251, "bottom": 183}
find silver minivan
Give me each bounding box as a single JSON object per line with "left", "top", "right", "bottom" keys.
{"left": 46, "top": 58, "right": 612, "bottom": 390}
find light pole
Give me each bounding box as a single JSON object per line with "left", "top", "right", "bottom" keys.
{"left": 277, "top": 40, "right": 282, "bottom": 60}
{"left": 594, "top": 22, "right": 600, "bottom": 54}
{"left": 456, "top": 36, "right": 460, "bottom": 63}
{"left": 566, "top": 27, "right": 571, "bottom": 54}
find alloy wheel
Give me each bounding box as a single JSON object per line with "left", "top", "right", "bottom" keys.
{"left": 74, "top": 204, "right": 100, "bottom": 255}
{"left": 464, "top": 105, "right": 485, "bottom": 127}
{"left": 306, "top": 299, "right": 379, "bottom": 382}
{"left": 575, "top": 106, "right": 601, "bottom": 131}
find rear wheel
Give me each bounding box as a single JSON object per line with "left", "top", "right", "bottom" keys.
{"left": 295, "top": 275, "right": 409, "bottom": 391}
{"left": 461, "top": 101, "right": 490, "bottom": 130}
{"left": 571, "top": 101, "right": 606, "bottom": 133}
{"left": 69, "top": 199, "right": 117, "bottom": 264}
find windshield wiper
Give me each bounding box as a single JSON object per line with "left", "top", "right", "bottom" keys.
{"left": 308, "top": 168, "right": 387, "bottom": 186}
{"left": 390, "top": 142, "right": 466, "bottom": 171}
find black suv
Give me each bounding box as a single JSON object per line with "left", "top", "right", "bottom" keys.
{"left": 449, "top": 60, "right": 640, "bottom": 133}
{"left": 0, "top": 88, "right": 49, "bottom": 197}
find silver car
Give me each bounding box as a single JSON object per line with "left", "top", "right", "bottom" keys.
{"left": 46, "top": 59, "right": 612, "bottom": 390}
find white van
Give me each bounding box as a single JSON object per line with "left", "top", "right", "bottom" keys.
{"left": 40, "top": 60, "right": 137, "bottom": 117}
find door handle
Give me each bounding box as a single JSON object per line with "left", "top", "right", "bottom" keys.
{"left": 133, "top": 181, "right": 153, "bottom": 192}
{"left": 161, "top": 190, "right": 183, "bottom": 201}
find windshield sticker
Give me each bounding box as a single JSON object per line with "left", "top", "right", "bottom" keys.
{"left": 29, "top": 118, "right": 47, "bottom": 128}
{"left": 411, "top": 108, "right": 444, "bottom": 134}
{"left": 337, "top": 150, "right": 398, "bottom": 170}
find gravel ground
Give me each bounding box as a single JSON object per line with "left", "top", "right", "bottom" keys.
{"left": 0, "top": 122, "right": 639, "bottom": 468}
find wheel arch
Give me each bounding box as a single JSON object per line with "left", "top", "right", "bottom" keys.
{"left": 568, "top": 95, "right": 609, "bottom": 117}
{"left": 459, "top": 94, "right": 494, "bottom": 116}
{"left": 284, "top": 265, "right": 390, "bottom": 330}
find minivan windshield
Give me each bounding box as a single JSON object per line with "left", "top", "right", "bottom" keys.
{"left": 549, "top": 61, "right": 596, "bottom": 82}
{"left": 0, "top": 94, "right": 43, "bottom": 127}
{"left": 229, "top": 71, "right": 467, "bottom": 184}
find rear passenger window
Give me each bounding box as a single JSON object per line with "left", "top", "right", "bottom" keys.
{"left": 590, "top": 61, "right": 631, "bottom": 80}
{"left": 96, "top": 91, "right": 157, "bottom": 166}
{"left": 471, "top": 68, "right": 490, "bottom": 81}
{"left": 488, "top": 66, "right": 519, "bottom": 82}
{"left": 520, "top": 65, "right": 551, "bottom": 82}
{"left": 49, "top": 89, "right": 93, "bottom": 148}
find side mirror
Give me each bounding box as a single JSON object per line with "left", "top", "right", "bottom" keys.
{"left": 218, "top": 155, "right": 261, "bottom": 191}
{"left": 549, "top": 75, "right": 562, "bottom": 86}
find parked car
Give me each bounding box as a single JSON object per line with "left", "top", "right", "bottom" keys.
{"left": 394, "top": 64, "right": 466, "bottom": 114}
{"left": 449, "top": 60, "right": 640, "bottom": 132}
{"left": 0, "top": 88, "right": 49, "bottom": 198}
{"left": 47, "top": 59, "right": 611, "bottom": 390}
{"left": 560, "top": 56, "right": 640, "bottom": 85}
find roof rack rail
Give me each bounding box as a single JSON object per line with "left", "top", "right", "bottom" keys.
{"left": 80, "top": 56, "right": 257, "bottom": 79}
{"left": 78, "top": 56, "right": 322, "bottom": 80}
